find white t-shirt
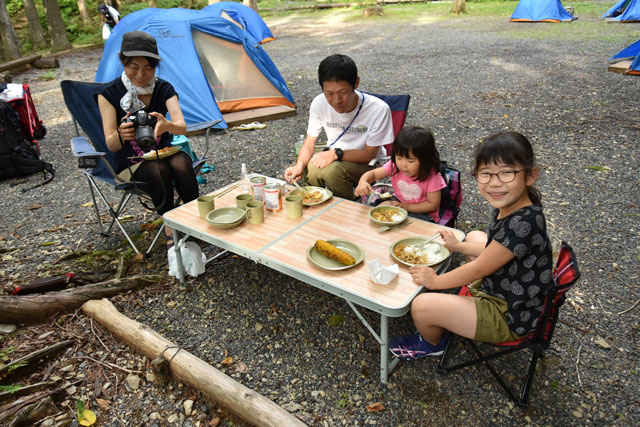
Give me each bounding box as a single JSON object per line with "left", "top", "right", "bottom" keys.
{"left": 307, "top": 91, "right": 394, "bottom": 162}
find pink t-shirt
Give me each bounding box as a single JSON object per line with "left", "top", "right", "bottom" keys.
{"left": 383, "top": 160, "right": 446, "bottom": 222}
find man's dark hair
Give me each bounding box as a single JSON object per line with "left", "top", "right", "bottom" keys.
{"left": 318, "top": 54, "right": 358, "bottom": 89}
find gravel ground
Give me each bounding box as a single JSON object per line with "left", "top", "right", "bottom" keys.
{"left": 1, "top": 7, "right": 639, "bottom": 427}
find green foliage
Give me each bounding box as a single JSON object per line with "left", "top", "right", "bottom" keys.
{"left": 0, "top": 385, "right": 21, "bottom": 393}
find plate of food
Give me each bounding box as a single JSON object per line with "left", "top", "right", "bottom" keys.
{"left": 142, "top": 146, "right": 180, "bottom": 160}
{"left": 290, "top": 186, "right": 333, "bottom": 206}
{"left": 307, "top": 239, "right": 364, "bottom": 271}
{"left": 369, "top": 206, "right": 408, "bottom": 227}
{"left": 390, "top": 237, "right": 450, "bottom": 267}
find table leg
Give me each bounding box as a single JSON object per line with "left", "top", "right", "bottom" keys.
{"left": 380, "top": 314, "right": 389, "bottom": 384}
{"left": 172, "top": 229, "right": 185, "bottom": 283}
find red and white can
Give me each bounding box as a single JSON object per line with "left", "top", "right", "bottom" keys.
{"left": 264, "top": 183, "right": 282, "bottom": 211}
{"left": 250, "top": 176, "right": 266, "bottom": 202}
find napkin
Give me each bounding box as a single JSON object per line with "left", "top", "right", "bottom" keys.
{"left": 369, "top": 259, "right": 399, "bottom": 285}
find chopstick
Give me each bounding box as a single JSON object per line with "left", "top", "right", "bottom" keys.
{"left": 213, "top": 181, "right": 241, "bottom": 198}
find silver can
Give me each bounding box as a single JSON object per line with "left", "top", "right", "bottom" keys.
{"left": 250, "top": 176, "right": 266, "bottom": 202}
{"left": 264, "top": 183, "right": 282, "bottom": 211}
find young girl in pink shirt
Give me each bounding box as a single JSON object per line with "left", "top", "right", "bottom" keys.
{"left": 355, "top": 126, "right": 445, "bottom": 222}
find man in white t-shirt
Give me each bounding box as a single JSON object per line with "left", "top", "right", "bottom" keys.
{"left": 284, "top": 54, "right": 394, "bottom": 199}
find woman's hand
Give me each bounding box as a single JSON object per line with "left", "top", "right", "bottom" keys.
{"left": 150, "top": 112, "right": 170, "bottom": 140}
{"left": 354, "top": 179, "right": 373, "bottom": 197}
{"left": 409, "top": 265, "right": 439, "bottom": 289}
{"left": 118, "top": 114, "right": 136, "bottom": 142}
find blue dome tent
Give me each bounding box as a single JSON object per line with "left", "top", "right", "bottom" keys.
{"left": 602, "top": 0, "right": 640, "bottom": 22}
{"left": 95, "top": 8, "right": 295, "bottom": 130}
{"left": 203, "top": 2, "right": 274, "bottom": 44}
{"left": 608, "top": 39, "right": 640, "bottom": 75}
{"left": 510, "top": 0, "right": 576, "bottom": 22}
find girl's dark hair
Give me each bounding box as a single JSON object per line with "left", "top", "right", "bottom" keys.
{"left": 391, "top": 126, "right": 440, "bottom": 181}
{"left": 472, "top": 130, "right": 541, "bottom": 204}
{"left": 119, "top": 53, "right": 160, "bottom": 69}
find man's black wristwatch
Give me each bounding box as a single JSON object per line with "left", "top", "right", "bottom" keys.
{"left": 334, "top": 147, "right": 344, "bottom": 161}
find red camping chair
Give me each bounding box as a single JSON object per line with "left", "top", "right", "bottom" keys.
{"left": 436, "top": 241, "right": 581, "bottom": 407}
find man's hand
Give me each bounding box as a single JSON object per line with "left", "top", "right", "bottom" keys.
{"left": 409, "top": 265, "right": 439, "bottom": 289}
{"left": 285, "top": 165, "right": 304, "bottom": 183}
{"left": 309, "top": 150, "right": 337, "bottom": 169}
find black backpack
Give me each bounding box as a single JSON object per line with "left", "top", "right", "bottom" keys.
{"left": 0, "top": 99, "right": 54, "bottom": 189}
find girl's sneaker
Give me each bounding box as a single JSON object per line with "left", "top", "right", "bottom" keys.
{"left": 388, "top": 331, "right": 450, "bottom": 361}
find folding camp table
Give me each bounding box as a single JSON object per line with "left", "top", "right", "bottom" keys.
{"left": 164, "top": 179, "right": 465, "bottom": 383}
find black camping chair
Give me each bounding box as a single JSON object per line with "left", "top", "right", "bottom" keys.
{"left": 436, "top": 241, "right": 581, "bottom": 407}
{"left": 60, "top": 80, "right": 219, "bottom": 255}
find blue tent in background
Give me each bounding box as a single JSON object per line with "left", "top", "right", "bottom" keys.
{"left": 608, "top": 39, "right": 640, "bottom": 74}
{"left": 203, "top": 2, "right": 274, "bottom": 44}
{"left": 95, "top": 8, "right": 295, "bottom": 130}
{"left": 602, "top": 0, "right": 640, "bottom": 22}
{"left": 510, "top": 0, "right": 576, "bottom": 22}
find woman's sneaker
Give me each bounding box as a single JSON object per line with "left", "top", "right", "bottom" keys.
{"left": 388, "top": 331, "right": 450, "bottom": 361}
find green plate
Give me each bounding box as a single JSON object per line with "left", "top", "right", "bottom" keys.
{"left": 390, "top": 237, "right": 450, "bottom": 267}
{"left": 369, "top": 206, "right": 408, "bottom": 227}
{"left": 307, "top": 239, "right": 365, "bottom": 271}
{"left": 206, "top": 207, "right": 246, "bottom": 229}
{"left": 290, "top": 186, "right": 333, "bottom": 206}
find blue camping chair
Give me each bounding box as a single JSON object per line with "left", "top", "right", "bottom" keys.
{"left": 60, "top": 80, "right": 218, "bottom": 255}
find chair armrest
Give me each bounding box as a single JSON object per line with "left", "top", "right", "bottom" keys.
{"left": 71, "top": 136, "right": 106, "bottom": 159}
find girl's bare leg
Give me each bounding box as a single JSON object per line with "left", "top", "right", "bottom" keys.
{"left": 411, "top": 293, "right": 478, "bottom": 345}
{"left": 464, "top": 230, "right": 488, "bottom": 262}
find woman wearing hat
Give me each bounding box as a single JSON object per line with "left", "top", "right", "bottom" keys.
{"left": 97, "top": 31, "right": 198, "bottom": 248}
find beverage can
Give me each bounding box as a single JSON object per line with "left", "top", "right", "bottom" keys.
{"left": 264, "top": 183, "right": 282, "bottom": 211}
{"left": 250, "top": 176, "right": 266, "bottom": 201}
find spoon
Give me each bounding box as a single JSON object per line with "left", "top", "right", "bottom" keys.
{"left": 291, "top": 180, "right": 308, "bottom": 198}
{"left": 423, "top": 232, "right": 442, "bottom": 244}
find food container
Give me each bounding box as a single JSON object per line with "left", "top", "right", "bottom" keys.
{"left": 250, "top": 176, "right": 266, "bottom": 201}
{"left": 264, "top": 183, "right": 282, "bottom": 211}
{"left": 369, "top": 206, "right": 408, "bottom": 227}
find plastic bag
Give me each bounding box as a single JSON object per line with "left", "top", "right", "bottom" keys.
{"left": 102, "top": 23, "right": 112, "bottom": 40}
{"left": 168, "top": 239, "right": 206, "bottom": 278}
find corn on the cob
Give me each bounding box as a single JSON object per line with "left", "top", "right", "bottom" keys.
{"left": 314, "top": 240, "right": 355, "bottom": 266}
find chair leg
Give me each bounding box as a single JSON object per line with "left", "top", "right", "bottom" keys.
{"left": 146, "top": 223, "right": 166, "bottom": 256}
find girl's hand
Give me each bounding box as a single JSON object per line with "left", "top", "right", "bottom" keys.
{"left": 439, "top": 229, "right": 461, "bottom": 252}
{"left": 409, "top": 265, "right": 439, "bottom": 289}
{"left": 150, "top": 112, "right": 169, "bottom": 140}
{"left": 355, "top": 180, "right": 372, "bottom": 197}
{"left": 384, "top": 200, "right": 407, "bottom": 209}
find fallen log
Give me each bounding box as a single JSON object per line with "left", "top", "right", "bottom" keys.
{"left": 0, "top": 340, "right": 74, "bottom": 380}
{"left": 82, "top": 299, "right": 306, "bottom": 427}
{"left": 0, "top": 274, "right": 162, "bottom": 324}
{"left": 0, "top": 55, "right": 42, "bottom": 73}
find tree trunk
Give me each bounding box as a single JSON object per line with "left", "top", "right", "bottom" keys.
{"left": 42, "top": 0, "right": 72, "bottom": 51}
{"left": 24, "top": 0, "right": 47, "bottom": 48}
{"left": 0, "top": 274, "right": 161, "bottom": 324}
{"left": 148, "top": 0, "right": 156, "bottom": 7}
{"left": 452, "top": 0, "right": 466, "bottom": 15}
{"left": 243, "top": 0, "right": 258, "bottom": 12}
{"left": 76, "top": 0, "right": 90, "bottom": 26}
{"left": 0, "top": 0, "right": 21, "bottom": 60}
{"left": 208, "top": 0, "right": 221, "bottom": 4}
{"left": 82, "top": 299, "right": 307, "bottom": 427}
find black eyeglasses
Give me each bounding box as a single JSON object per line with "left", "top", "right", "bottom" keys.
{"left": 474, "top": 170, "right": 523, "bottom": 184}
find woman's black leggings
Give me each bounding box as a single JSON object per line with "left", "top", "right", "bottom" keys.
{"left": 133, "top": 151, "right": 199, "bottom": 215}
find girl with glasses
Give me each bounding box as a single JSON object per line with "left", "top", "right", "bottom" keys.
{"left": 389, "top": 131, "right": 553, "bottom": 361}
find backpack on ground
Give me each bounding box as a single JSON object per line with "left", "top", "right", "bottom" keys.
{"left": 0, "top": 100, "right": 54, "bottom": 189}
{"left": 437, "top": 160, "right": 462, "bottom": 228}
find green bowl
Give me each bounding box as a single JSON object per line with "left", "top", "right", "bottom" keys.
{"left": 390, "top": 237, "right": 450, "bottom": 267}
{"left": 206, "top": 207, "right": 246, "bottom": 229}
{"left": 369, "top": 206, "right": 408, "bottom": 227}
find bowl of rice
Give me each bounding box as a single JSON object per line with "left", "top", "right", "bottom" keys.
{"left": 390, "top": 236, "right": 450, "bottom": 267}
{"left": 369, "top": 206, "right": 408, "bottom": 227}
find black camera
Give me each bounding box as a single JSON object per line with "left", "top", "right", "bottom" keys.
{"left": 123, "top": 110, "right": 157, "bottom": 152}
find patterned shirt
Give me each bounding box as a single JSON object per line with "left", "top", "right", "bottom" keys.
{"left": 482, "top": 204, "right": 553, "bottom": 336}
